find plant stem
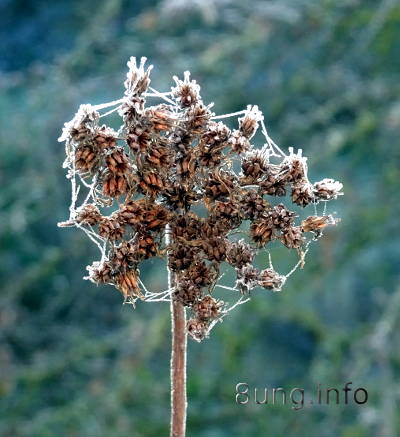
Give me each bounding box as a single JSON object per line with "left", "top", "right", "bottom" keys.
{"left": 166, "top": 225, "right": 187, "bottom": 437}
{"left": 170, "top": 295, "right": 187, "bottom": 437}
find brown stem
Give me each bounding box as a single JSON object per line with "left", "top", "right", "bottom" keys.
{"left": 166, "top": 225, "right": 187, "bottom": 437}
{"left": 170, "top": 294, "right": 187, "bottom": 437}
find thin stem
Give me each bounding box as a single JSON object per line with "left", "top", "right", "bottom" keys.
{"left": 166, "top": 225, "right": 187, "bottom": 437}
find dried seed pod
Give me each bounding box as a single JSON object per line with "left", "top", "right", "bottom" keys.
{"left": 226, "top": 240, "right": 254, "bottom": 269}
{"left": 269, "top": 204, "right": 296, "bottom": 230}
{"left": 142, "top": 204, "right": 171, "bottom": 231}
{"left": 106, "top": 147, "right": 130, "bottom": 175}
{"left": 94, "top": 125, "right": 118, "bottom": 150}
{"left": 193, "top": 295, "right": 223, "bottom": 321}
{"left": 59, "top": 104, "right": 99, "bottom": 143}
{"left": 202, "top": 216, "right": 232, "bottom": 238}
{"left": 202, "top": 237, "right": 227, "bottom": 262}
{"left": 241, "top": 150, "right": 268, "bottom": 180}
{"left": 278, "top": 151, "right": 307, "bottom": 184}
{"left": 168, "top": 243, "right": 197, "bottom": 271}
{"left": 75, "top": 145, "right": 99, "bottom": 174}
{"left": 301, "top": 215, "right": 337, "bottom": 234}
{"left": 87, "top": 260, "right": 113, "bottom": 284}
{"left": 187, "top": 318, "right": 209, "bottom": 342}
{"left": 228, "top": 130, "right": 251, "bottom": 154}
{"left": 142, "top": 142, "right": 171, "bottom": 168}
{"left": 118, "top": 200, "right": 145, "bottom": 227}
{"left": 115, "top": 269, "right": 143, "bottom": 300}
{"left": 186, "top": 103, "right": 212, "bottom": 134}
{"left": 198, "top": 145, "right": 223, "bottom": 168}
{"left": 124, "top": 56, "right": 153, "bottom": 96}
{"left": 291, "top": 180, "right": 314, "bottom": 207}
{"left": 110, "top": 240, "right": 137, "bottom": 269}
{"left": 75, "top": 204, "right": 102, "bottom": 225}
{"left": 99, "top": 216, "right": 125, "bottom": 241}
{"left": 204, "top": 170, "right": 237, "bottom": 200}
{"left": 241, "top": 191, "right": 268, "bottom": 220}
{"left": 176, "top": 153, "right": 197, "bottom": 180}
{"left": 170, "top": 128, "right": 194, "bottom": 153}
{"left": 238, "top": 105, "right": 263, "bottom": 139}
{"left": 183, "top": 261, "right": 217, "bottom": 289}
{"left": 198, "top": 121, "right": 231, "bottom": 166}
{"left": 250, "top": 216, "right": 274, "bottom": 246}
{"left": 259, "top": 172, "right": 287, "bottom": 197}
{"left": 137, "top": 170, "right": 164, "bottom": 197}
{"left": 236, "top": 265, "right": 260, "bottom": 294}
{"left": 103, "top": 173, "right": 129, "bottom": 197}
{"left": 172, "top": 214, "right": 202, "bottom": 241}
{"left": 281, "top": 226, "right": 304, "bottom": 249}
{"left": 146, "top": 104, "right": 175, "bottom": 131}
{"left": 126, "top": 126, "right": 151, "bottom": 153}
{"left": 162, "top": 183, "right": 199, "bottom": 211}
{"left": 212, "top": 200, "right": 242, "bottom": 227}
{"left": 201, "top": 121, "right": 231, "bottom": 149}
{"left": 134, "top": 232, "right": 158, "bottom": 259}
{"left": 259, "top": 268, "right": 285, "bottom": 291}
{"left": 174, "top": 280, "right": 202, "bottom": 306}
{"left": 119, "top": 95, "right": 145, "bottom": 126}
{"left": 313, "top": 178, "right": 343, "bottom": 201}
{"left": 171, "top": 71, "right": 201, "bottom": 108}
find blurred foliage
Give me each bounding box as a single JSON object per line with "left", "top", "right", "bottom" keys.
{"left": 0, "top": 0, "right": 399, "bottom": 436}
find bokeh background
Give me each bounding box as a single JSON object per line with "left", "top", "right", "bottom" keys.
{"left": 1, "top": 0, "right": 399, "bottom": 436}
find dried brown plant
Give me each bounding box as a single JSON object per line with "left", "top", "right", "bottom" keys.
{"left": 58, "top": 57, "right": 343, "bottom": 436}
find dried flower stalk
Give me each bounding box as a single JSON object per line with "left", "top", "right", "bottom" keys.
{"left": 58, "top": 57, "right": 343, "bottom": 436}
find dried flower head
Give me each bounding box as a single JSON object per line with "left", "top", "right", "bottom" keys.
{"left": 75, "top": 204, "right": 102, "bottom": 225}
{"left": 124, "top": 56, "right": 153, "bottom": 96}
{"left": 258, "top": 268, "right": 285, "bottom": 291}
{"left": 314, "top": 178, "right": 344, "bottom": 201}
{"left": 58, "top": 57, "right": 342, "bottom": 340}
{"left": 187, "top": 318, "right": 209, "bottom": 342}
{"left": 193, "top": 295, "right": 223, "bottom": 321}
{"left": 226, "top": 240, "right": 255, "bottom": 269}
{"left": 172, "top": 71, "right": 201, "bottom": 108}
{"left": 99, "top": 216, "right": 125, "bottom": 241}
{"left": 238, "top": 105, "right": 263, "bottom": 139}
{"left": 59, "top": 104, "right": 99, "bottom": 143}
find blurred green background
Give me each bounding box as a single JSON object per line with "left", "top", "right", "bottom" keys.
{"left": 1, "top": 0, "right": 399, "bottom": 436}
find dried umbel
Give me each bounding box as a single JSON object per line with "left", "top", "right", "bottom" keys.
{"left": 75, "top": 204, "right": 102, "bottom": 225}
{"left": 226, "top": 240, "right": 254, "bottom": 269}
{"left": 59, "top": 57, "right": 343, "bottom": 342}
{"left": 186, "top": 318, "right": 209, "bottom": 342}
{"left": 99, "top": 216, "right": 125, "bottom": 241}
{"left": 258, "top": 268, "right": 285, "bottom": 291}
{"left": 172, "top": 71, "right": 201, "bottom": 108}
{"left": 241, "top": 150, "right": 268, "bottom": 181}
{"left": 192, "top": 295, "right": 223, "bottom": 322}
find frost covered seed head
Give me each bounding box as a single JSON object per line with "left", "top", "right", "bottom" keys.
{"left": 58, "top": 57, "right": 343, "bottom": 341}
{"left": 124, "top": 56, "right": 153, "bottom": 96}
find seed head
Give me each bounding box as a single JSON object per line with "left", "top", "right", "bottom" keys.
{"left": 124, "top": 56, "right": 153, "bottom": 96}
{"left": 59, "top": 58, "right": 342, "bottom": 341}
{"left": 171, "top": 71, "right": 201, "bottom": 108}
{"left": 314, "top": 178, "right": 343, "bottom": 201}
